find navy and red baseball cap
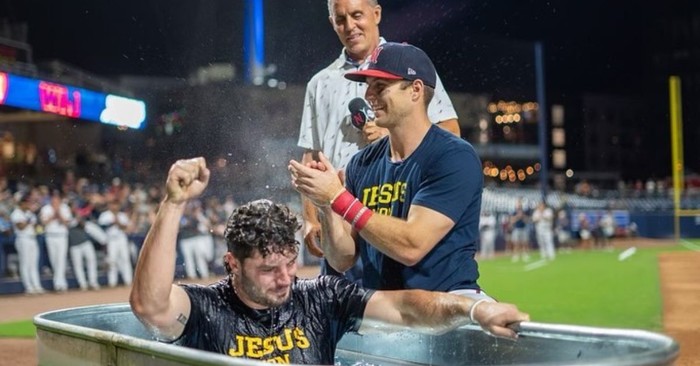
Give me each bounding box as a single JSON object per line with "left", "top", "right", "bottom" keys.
{"left": 345, "top": 42, "right": 437, "bottom": 88}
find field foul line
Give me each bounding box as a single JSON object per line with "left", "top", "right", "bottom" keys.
{"left": 680, "top": 239, "right": 700, "bottom": 251}
{"left": 523, "top": 259, "right": 548, "bottom": 272}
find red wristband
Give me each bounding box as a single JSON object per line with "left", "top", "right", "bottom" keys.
{"left": 330, "top": 190, "right": 373, "bottom": 231}
{"left": 331, "top": 190, "right": 355, "bottom": 215}
{"left": 352, "top": 207, "right": 373, "bottom": 231}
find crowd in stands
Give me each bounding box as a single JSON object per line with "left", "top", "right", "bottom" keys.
{"left": 0, "top": 170, "right": 242, "bottom": 295}
{"left": 2, "top": 161, "right": 697, "bottom": 294}
{"left": 477, "top": 187, "right": 650, "bottom": 262}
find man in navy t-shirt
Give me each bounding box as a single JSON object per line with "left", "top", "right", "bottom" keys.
{"left": 290, "top": 43, "right": 488, "bottom": 299}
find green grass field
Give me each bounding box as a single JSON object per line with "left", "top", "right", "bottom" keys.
{"left": 479, "top": 243, "right": 693, "bottom": 331}
{"left": 0, "top": 241, "right": 695, "bottom": 339}
{"left": 0, "top": 319, "right": 35, "bottom": 338}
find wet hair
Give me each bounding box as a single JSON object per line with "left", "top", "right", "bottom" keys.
{"left": 328, "top": 0, "right": 379, "bottom": 17}
{"left": 223, "top": 199, "right": 300, "bottom": 266}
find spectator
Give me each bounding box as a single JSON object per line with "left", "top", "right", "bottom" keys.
{"left": 39, "top": 190, "right": 72, "bottom": 292}
{"left": 532, "top": 201, "right": 555, "bottom": 261}
{"left": 98, "top": 200, "right": 133, "bottom": 287}
{"left": 510, "top": 199, "right": 530, "bottom": 262}
{"left": 554, "top": 209, "right": 572, "bottom": 251}
{"left": 11, "top": 192, "right": 44, "bottom": 294}
{"left": 599, "top": 210, "right": 615, "bottom": 250}
{"left": 478, "top": 210, "right": 497, "bottom": 260}
{"left": 178, "top": 201, "right": 213, "bottom": 279}
{"left": 68, "top": 201, "right": 105, "bottom": 291}
{"left": 577, "top": 213, "right": 592, "bottom": 249}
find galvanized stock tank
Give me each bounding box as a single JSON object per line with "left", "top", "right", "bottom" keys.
{"left": 34, "top": 303, "right": 678, "bottom": 366}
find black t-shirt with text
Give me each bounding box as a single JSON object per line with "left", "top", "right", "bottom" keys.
{"left": 178, "top": 276, "right": 373, "bottom": 365}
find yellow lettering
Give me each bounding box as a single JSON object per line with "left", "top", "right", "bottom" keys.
{"left": 265, "top": 354, "right": 291, "bottom": 363}
{"left": 263, "top": 336, "right": 276, "bottom": 356}
{"left": 366, "top": 186, "right": 380, "bottom": 207}
{"left": 293, "top": 328, "right": 310, "bottom": 349}
{"left": 276, "top": 328, "right": 294, "bottom": 352}
{"left": 378, "top": 183, "right": 393, "bottom": 204}
{"left": 378, "top": 207, "right": 391, "bottom": 215}
{"left": 228, "top": 335, "right": 245, "bottom": 357}
{"left": 399, "top": 182, "right": 407, "bottom": 202}
{"left": 393, "top": 181, "right": 403, "bottom": 201}
{"left": 246, "top": 337, "right": 263, "bottom": 358}
{"left": 361, "top": 187, "right": 372, "bottom": 206}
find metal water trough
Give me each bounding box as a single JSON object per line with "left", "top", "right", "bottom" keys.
{"left": 34, "top": 303, "right": 678, "bottom": 365}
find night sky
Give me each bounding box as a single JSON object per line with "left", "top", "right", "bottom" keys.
{"left": 1, "top": 1, "right": 668, "bottom": 95}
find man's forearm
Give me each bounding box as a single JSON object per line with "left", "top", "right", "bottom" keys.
{"left": 363, "top": 290, "right": 471, "bottom": 335}
{"left": 318, "top": 206, "right": 357, "bottom": 272}
{"left": 364, "top": 289, "right": 526, "bottom": 339}
{"left": 301, "top": 195, "right": 319, "bottom": 225}
{"left": 300, "top": 149, "right": 321, "bottom": 226}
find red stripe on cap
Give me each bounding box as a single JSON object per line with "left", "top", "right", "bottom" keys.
{"left": 346, "top": 69, "right": 404, "bottom": 82}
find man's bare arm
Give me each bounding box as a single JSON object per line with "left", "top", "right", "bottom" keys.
{"left": 300, "top": 150, "right": 324, "bottom": 258}
{"left": 362, "top": 290, "right": 529, "bottom": 338}
{"left": 130, "top": 158, "right": 210, "bottom": 341}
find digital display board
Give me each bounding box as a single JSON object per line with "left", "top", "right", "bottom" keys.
{"left": 0, "top": 71, "right": 146, "bottom": 129}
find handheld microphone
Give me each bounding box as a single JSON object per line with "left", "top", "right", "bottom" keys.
{"left": 348, "top": 97, "right": 375, "bottom": 130}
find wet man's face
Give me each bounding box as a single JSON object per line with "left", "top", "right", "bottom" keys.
{"left": 232, "top": 249, "right": 298, "bottom": 309}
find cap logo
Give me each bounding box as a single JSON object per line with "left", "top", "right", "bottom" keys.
{"left": 368, "top": 46, "right": 384, "bottom": 64}
{"left": 407, "top": 68, "right": 416, "bottom": 75}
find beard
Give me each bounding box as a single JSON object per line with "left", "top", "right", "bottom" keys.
{"left": 237, "top": 268, "right": 291, "bottom": 308}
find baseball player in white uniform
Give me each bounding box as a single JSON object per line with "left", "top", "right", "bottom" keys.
{"left": 11, "top": 192, "right": 44, "bottom": 294}
{"left": 39, "top": 192, "right": 72, "bottom": 291}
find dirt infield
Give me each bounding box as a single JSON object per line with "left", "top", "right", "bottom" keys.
{"left": 1, "top": 244, "right": 698, "bottom": 366}
{"left": 659, "top": 251, "right": 700, "bottom": 366}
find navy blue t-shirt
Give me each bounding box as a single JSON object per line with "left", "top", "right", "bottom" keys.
{"left": 177, "top": 276, "right": 373, "bottom": 364}
{"left": 345, "top": 125, "right": 483, "bottom": 291}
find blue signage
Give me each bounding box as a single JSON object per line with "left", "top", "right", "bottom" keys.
{"left": 0, "top": 71, "right": 146, "bottom": 129}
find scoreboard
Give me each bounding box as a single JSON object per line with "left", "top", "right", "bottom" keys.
{"left": 0, "top": 71, "right": 146, "bottom": 129}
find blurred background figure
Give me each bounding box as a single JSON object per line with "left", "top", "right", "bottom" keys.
{"left": 127, "top": 183, "right": 156, "bottom": 261}
{"left": 578, "top": 213, "right": 593, "bottom": 250}
{"left": 532, "top": 201, "right": 556, "bottom": 261}
{"left": 39, "top": 190, "right": 71, "bottom": 292}
{"left": 11, "top": 192, "right": 44, "bottom": 294}
{"left": 178, "top": 200, "right": 213, "bottom": 279}
{"left": 501, "top": 214, "right": 513, "bottom": 255}
{"left": 98, "top": 200, "right": 133, "bottom": 287}
{"left": 554, "top": 209, "right": 573, "bottom": 252}
{"left": 599, "top": 210, "right": 616, "bottom": 250}
{"left": 205, "top": 196, "right": 229, "bottom": 274}
{"left": 478, "top": 210, "right": 497, "bottom": 260}
{"left": 68, "top": 201, "right": 105, "bottom": 291}
{"left": 510, "top": 198, "right": 530, "bottom": 262}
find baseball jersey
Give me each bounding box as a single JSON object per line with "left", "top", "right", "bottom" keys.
{"left": 97, "top": 210, "right": 130, "bottom": 242}
{"left": 177, "top": 276, "right": 373, "bottom": 364}
{"left": 10, "top": 208, "right": 37, "bottom": 239}
{"left": 297, "top": 38, "right": 458, "bottom": 169}
{"left": 345, "top": 125, "right": 483, "bottom": 291}
{"left": 39, "top": 203, "right": 72, "bottom": 235}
